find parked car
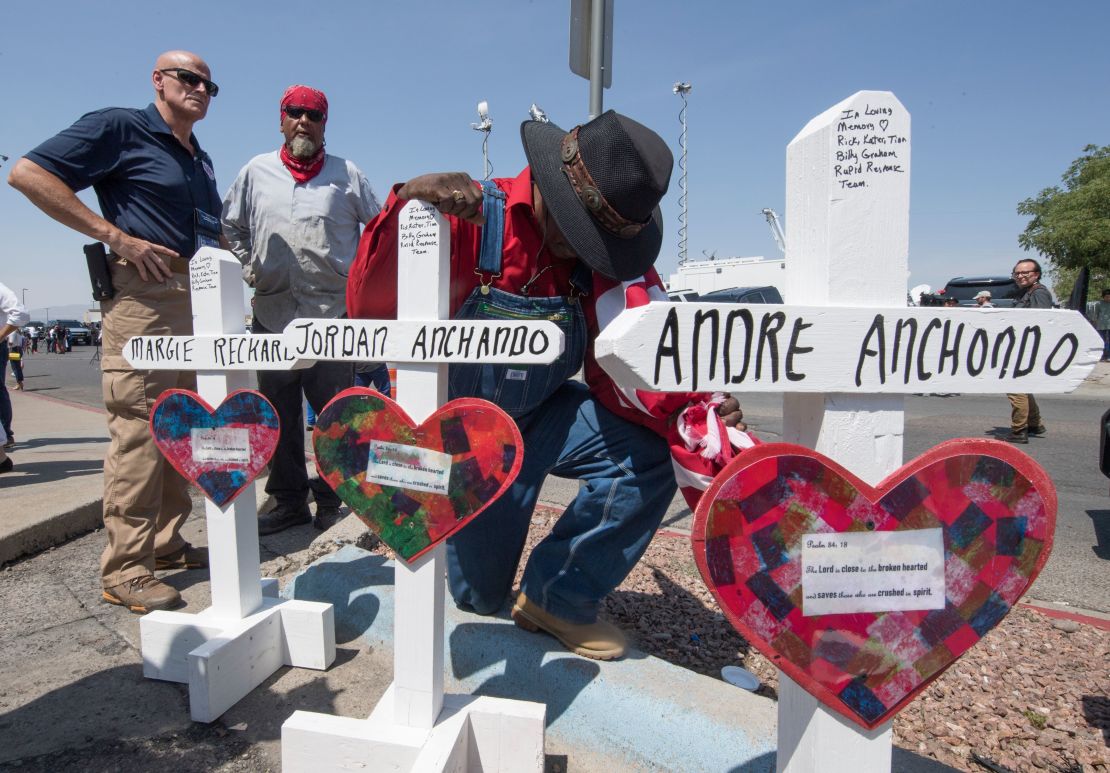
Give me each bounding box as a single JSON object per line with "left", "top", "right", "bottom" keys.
{"left": 50, "top": 319, "right": 93, "bottom": 345}
{"left": 667, "top": 289, "right": 701, "bottom": 302}
{"left": 694, "top": 286, "right": 785, "bottom": 305}
{"left": 920, "top": 276, "right": 1018, "bottom": 308}
{"left": 23, "top": 321, "right": 46, "bottom": 338}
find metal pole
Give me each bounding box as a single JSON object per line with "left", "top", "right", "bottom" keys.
{"left": 674, "top": 83, "right": 691, "bottom": 265}
{"left": 588, "top": 0, "right": 605, "bottom": 119}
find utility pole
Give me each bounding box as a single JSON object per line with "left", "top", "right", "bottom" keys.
{"left": 21, "top": 289, "right": 28, "bottom": 307}
{"left": 673, "top": 82, "right": 692, "bottom": 266}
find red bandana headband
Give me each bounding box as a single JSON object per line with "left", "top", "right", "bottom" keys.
{"left": 279, "top": 84, "right": 329, "bottom": 183}
{"left": 280, "top": 84, "right": 329, "bottom": 123}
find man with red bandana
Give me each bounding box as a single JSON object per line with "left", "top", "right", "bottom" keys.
{"left": 222, "top": 85, "right": 380, "bottom": 534}
{"left": 348, "top": 110, "right": 751, "bottom": 660}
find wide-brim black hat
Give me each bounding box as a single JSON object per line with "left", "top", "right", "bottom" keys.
{"left": 521, "top": 110, "right": 672, "bottom": 282}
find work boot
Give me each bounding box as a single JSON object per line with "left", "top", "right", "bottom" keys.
{"left": 102, "top": 574, "right": 183, "bottom": 614}
{"left": 1028, "top": 425, "right": 1047, "bottom": 437}
{"left": 313, "top": 505, "right": 344, "bottom": 531}
{"left": 511, "top": 592, "right": 627, "bottom": 660}
{"left": 258, "top": 501, "right": 312, "bottom": 535}
{"left": 1005, "top": 430, "right": 1028, "bottom": 444}
{"left": 155, "top": 543, "right": 209, "bottom": 570}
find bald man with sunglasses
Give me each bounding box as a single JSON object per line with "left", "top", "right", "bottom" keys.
{"left": 8, "top": 50, "right": 222, "bottom": 615}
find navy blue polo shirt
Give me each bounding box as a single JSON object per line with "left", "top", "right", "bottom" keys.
{"left": 25, "top": 103, "right": 221, "bottom": 260}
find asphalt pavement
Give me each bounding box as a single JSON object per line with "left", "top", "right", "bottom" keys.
{"left": 1, "top": 346, "right": 1107, "bottom": 770}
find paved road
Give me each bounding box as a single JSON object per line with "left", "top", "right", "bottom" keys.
{"left": 15, "top": 349, "right": 1109, "bottom": 612}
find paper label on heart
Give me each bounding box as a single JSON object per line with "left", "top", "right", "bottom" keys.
{"left": 801, "top": 528, "right": 945, "bottom": 615}
{"left": 692, "top": 439, "right": 1056, "bottom": 730}
{"left": 366, "top": 440, "right": 452, "bottom": 494}
{"left": 191, "top": 428, "right": 252, "bottom": 464}
{"left": 314, "top": 389, "right": 523, "bottom": 562}
{"left": 151, "top": 389, "right": 279, "bottom": 508}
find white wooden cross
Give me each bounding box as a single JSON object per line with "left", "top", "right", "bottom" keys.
{"left": 268, "top": 201, "right": 556, "bottom": 772}
{"left": 595, "top": 91, "right": 1099, "bottom": 772}
{"left": 128, "top": 248, "right": 335, "bottom": 724}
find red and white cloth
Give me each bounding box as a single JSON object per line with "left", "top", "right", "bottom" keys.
{"left": 591, "top": 277, "right": 760, "bottom": 511}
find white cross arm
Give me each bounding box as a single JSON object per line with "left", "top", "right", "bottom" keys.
{"left": 282, "top": 318, "right": 565, "bottom": 365}
{"left": 123, "top": 334, "right": 311, "bottom": 370}
{"left": 594, "top": 302, "right": 1100, "bottom": 394}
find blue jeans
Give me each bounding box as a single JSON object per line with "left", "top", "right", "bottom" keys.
{"left": 446, "top": 380, "right": 676, "bottom": 623}
{"left": 254, "top": 319, "right": 352, "bottom": 508}
{"left": 0, "top": 341, "right": 11, "bottom": 439}
{"left": 355, "top": 363, "right": 391, "bottom": 394}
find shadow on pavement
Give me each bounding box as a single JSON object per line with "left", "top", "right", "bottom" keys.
{"left": 1088, "top": 509, "right": 1110, "bottom": 560}
{"left": 0, "top": 459, "right": 103, "bottom": 486}
{"left": 449, "top": 620, "right": 600, "bottom": 726}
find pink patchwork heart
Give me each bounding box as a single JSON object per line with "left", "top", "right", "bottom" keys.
{"left": 692, "top": 439, "right": 1055, "bottom": 729}
{"left": 151, "top": 389, "right": 280, "bottom": 507}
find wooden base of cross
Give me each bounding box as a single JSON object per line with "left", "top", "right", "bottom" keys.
{"left": 129, "top": 249, "right": 336, "bottom": 723}
{"left": 279, "top": 202, "right": 547, "bottom": 772}
{"left": 281, "top": 551, "right": 544, "bottom": 773}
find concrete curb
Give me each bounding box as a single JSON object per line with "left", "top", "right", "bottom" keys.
{"left": 0, "top": 498, "right": 103, "bottom": 566}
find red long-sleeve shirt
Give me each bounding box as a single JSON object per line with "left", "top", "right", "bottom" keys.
{"left": 346, "top": 167, "right": 693, "bottom": 435}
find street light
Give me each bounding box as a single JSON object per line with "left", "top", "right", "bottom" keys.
{"left": 21, "top": 288, "right": 28, "bottom": 307}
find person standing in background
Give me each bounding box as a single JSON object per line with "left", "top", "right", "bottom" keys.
{"left": 8, "top": 328, "right": 25, "bottom": 390}
{"left": 1005, "top": 259, "right": 1052, "bottom": 443}
{"left": 1087, "top": 288, "right": 1110, "bottom": 362}
{"left": 221, "top": 85, "right": 380, "bottom": 534}
{"left": 0, "top": 282, "right": 30, "bottom": 457}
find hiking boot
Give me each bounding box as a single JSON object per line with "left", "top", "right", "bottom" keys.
{"left": 102, "top": 574, "right": 183, "bottom": 614}
{"left": 1005, "top": 430, "right": 1029, "bottom": 444}
{"left": 258, "top": 501, "right": 312, "bottom": 535}
{"left": 510, "top": 592, "right": 627, "bottom": 660}
{"left": 1028, "top": 425, "right": 1047, "bottom": 437}
{"left": 155, "top": 544, "right": 209, "bottom": 570}
{"left": 313, "top": 505, "right": 344, "bottom": 532}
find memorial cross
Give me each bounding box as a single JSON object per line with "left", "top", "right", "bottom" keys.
{"left": 129, "top": 248, "right": 334, "bottom": 724}
{"left": 278, "top": 201, "right": 553, "bottom": 772}
{"left": 595, "top": 91, "right": 1098, "bottom": 772}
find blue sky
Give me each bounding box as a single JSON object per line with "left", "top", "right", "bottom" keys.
{"left": 3, "top": 0, "right": 1108, "bottom": 316}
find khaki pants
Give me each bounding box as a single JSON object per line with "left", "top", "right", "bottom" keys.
{"left": 1007, "top": 392, "right": 1042, "bottom": 434}
{"left": 99, "top": 259, "right": 196, "bottom": 588}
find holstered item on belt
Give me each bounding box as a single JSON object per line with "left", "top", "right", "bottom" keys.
{"left": 84, "top": 242, "right": 116, "bottom": 301}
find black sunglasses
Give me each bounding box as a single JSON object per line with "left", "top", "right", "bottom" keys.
{"left": 284, "top": 106, "right": 325, "bottom": 123}
{"left": 159, "top": 68, "right": 219, "bottom": 97}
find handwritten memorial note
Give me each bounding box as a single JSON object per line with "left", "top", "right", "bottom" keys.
{"left": 191, "top": 427, "right": 252, "bottom": 464}
{"left": 189, "top": 256, "right": 219, "bottom": 293}
{"left": 833, "top": 100, "right": 908, "bottom": 192}
{"left": 801, "top": 529, "right": 945, "bottom": 615}
{"left": 366, "top": 440, "right": 452, "bottom": 495}
{"left": 399, "top": 205, "right": 439, "bottom": 256}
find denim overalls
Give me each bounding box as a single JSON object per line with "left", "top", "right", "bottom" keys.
{"left": 445, "top": 183, "right": 677, "bottom": 623}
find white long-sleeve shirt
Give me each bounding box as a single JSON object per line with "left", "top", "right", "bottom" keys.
{"left": 0, "top": 282, "right": 29, "bottom": 331}
{"left": 221, "top": 151, "right": 380, "bottom": 331}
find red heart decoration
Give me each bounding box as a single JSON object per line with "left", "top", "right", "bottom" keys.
{"left": 692, "top": 440, "right": 1055, "bottom": 729}
{"left": 313, "top": 389, "right": 523, "bottom": 563}
{"left": 150, "top": 389, "right": 280, "bottom": 507}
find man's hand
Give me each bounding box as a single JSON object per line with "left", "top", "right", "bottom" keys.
{"left": 717, "top": 394, "right": 746, "bottom": 432}
{"left": 108, "top": 231, "right": 180, "bottom": 282}
{"left": 398, "top": 173, "right": 485, "bottom": 225}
